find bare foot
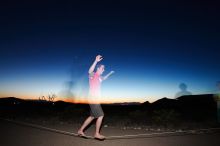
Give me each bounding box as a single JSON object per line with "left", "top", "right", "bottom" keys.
{"left": 77, "top": 130, "right": 86, "bottom": 137}
{"left": 94, "top": 133, "right": 105, "bottom": 140}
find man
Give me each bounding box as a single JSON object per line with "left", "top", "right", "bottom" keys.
{"left": 175, "top": 83, "right": 192, "bottom": 98}
{"left": 77, "top": 55, "right": 114, "bottom": 140}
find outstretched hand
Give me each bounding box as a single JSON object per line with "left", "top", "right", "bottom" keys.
{"left": 110, "top": 71, "right": 115, "bottom": 74}
{"left": 102, "top": 70, "right": 114, "bottom": 81}
{"left": 96, "top": 55, "right": 103, "bottom": 62}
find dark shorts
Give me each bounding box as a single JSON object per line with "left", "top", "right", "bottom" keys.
{"left": 89, "top": 104, "right": 104, "bottom": 118}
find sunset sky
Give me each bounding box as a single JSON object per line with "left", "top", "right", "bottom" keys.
{"left": 0, "top": 0, "right": 219, "bottom": 103}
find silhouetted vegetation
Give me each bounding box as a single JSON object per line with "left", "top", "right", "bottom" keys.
{"left": 0, "top": 94, "right": 219, "bottom": 129}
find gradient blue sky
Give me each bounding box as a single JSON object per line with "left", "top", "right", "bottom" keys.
{"left": 0, "top": 0, "right": 219, "bottom": 103}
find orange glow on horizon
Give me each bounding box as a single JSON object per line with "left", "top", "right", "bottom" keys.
{"left": 0, "top": 93, "right": 146, "bottom": 104}
{"left": 0, "top": 89, "right": 150, "bottom": 103}
{"left": 63, "top": 99, "right": 105, "bottom": 104}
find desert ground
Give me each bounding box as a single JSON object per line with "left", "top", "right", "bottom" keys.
{"left": 1, "top": 118, "right": 220, "bottom": 146}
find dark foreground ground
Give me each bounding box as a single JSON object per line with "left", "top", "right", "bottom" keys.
{"left": 1, "top": 119, "right": 220, "bottom": 146}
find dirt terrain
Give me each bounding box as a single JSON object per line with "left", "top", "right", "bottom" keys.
{"left": 1, "top": 119, "right": 220, "bottom": 146}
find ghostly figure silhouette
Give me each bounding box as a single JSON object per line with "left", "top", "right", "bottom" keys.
{"left": 175, "top": 83, "right": 192, "bottom": 98}
{"left": 215, "top": 81, "right": 220, "bottom": 94}
{"left": 58, "top": 54, "right": 88, "bottom": 101}
{"left": 214, "top": 81, "right": 220, "bottom": 123}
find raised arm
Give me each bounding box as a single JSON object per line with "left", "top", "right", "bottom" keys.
{"left": 88, "top": 55, "right": 103, "bottom": 74}
{"left": 102, "top": 71, "right": 114, "bottom": 81}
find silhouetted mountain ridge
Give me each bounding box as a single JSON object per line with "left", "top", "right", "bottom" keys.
{"left": 0, "top": 94, "right": 216, "bottom": 107}
{"left": 0, "top": 94, "right": 217, "bottom": 123}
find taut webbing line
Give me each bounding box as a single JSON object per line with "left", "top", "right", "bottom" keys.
{"left": 1, "top": 118, "right": 220, "bottom": 140}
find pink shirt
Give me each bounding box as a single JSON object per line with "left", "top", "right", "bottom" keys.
{"left": 89, "top": 72, "right": 102, "bottom": 97}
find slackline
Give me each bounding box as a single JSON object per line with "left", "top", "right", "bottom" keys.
{"left": 1, "top": 118, "right": 220, "bottom": 140}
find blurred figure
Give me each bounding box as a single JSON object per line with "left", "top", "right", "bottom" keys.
{"left": 77, "top": 55, "right": 114, "bottom": 140}
{"left": 214, "top": 81, "right": 220, "bottom": 96}
{"left": 214, "top": 81, "right": 220, "bottom": 123}
{"left": 175, "top": 83, "right": 192, "bottom": 98}
{"left": 58, "top": 81, "right": 75, "bottom": 102}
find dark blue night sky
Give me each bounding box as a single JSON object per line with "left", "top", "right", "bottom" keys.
{"left": 0, "top": 0, "right": 219, "bottom": 103}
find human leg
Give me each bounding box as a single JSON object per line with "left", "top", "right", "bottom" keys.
{"left": 78, "top": 116, "right": 95, "bottom": 135}
{"left": 94, "top": 116, "right": 105, "bottom": 139}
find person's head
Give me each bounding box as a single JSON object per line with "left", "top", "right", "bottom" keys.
{"left": 96, "top": 64, "right": 105, "bottom": 75}
{"left": 179, "top": 83, "right": 187, "bottom": 91}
